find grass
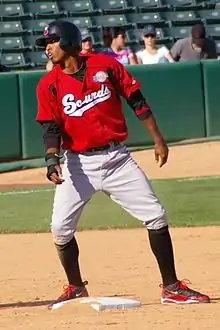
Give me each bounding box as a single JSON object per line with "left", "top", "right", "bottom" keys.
{"left": 0, "top": 177, "right": 219, "bottom": 233}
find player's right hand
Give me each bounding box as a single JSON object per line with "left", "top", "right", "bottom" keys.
{"left": 47, "top": 164, "right": 65, "bottom": 185}
{"left": 154, "top": 140, "right": 169, "bottom": 168}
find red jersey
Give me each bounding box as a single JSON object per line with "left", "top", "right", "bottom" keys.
{"left": 36, "top": 54, "right": 149, "bottom": 152}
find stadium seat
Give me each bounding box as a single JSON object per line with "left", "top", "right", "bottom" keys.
{"left": 92, "top": 14, "right": 130, "bottom": 28}
{"left": 124, "top": 28, "right": 140, "bottom": 47}
{"left": 163, "top": 11, "right": 200, "bottom": 25}
{"left": 25, "top": 51, "right": 48, "bottom": 69}
{"left": 1, "top": 0, "right": 27, "bottom": 3}
{"left": 128, "top": 0, "right": 166, "bottom": 12}
{"left": 163, "top": 0, "right": 199, "bottom": 10}
{"left": 59, "top": 0, "right": 98, "bottom": 17}
{"left": 205, "top": 0, "right": 220, "bottom": 10}
{"left": 127, "top": 12, "right": 166, "bottom": 27}
{"left": 126, "top": 28, "right": 141, "bottom": 42}
{"left": 164, "top": 25, "right": 191, "bottom": 39}
{"left": 24, "top": 35, "right": 44, "bottom": 51}
{"left": 0, "top": 21, "right": 25, "bottom": 36}
{"left": 90, "top": 29, "right": 103, "bottom": 46}
{"left": 71, "top": 17, "right": 93, "bottom": 28}
{"left": 93, "top": 0, "right": 134, "bottom": 14}
{"left": 0, "top": 3, "right": 30, "bottom": 20}
{"left": 23, "top": 2, "right": 64, "bottom": 20}
{"left": 23, "top": 19, "right": 53, "bottom": 34}
{"left": 0, "top": 36, "right": 29, "bottom": 52}
{"left": 198, "top": 9, "right": 220, "bottom": 24}
{"left": 0, "top": 52, "right": 29, "bottom": 69}
{"left": 206, "top": 24, "right": 220, "bottom": 38}
{"left": 214, "top": 40, "right": 220, "bottom": 54}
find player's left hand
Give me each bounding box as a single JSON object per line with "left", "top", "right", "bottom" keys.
{"left": 154, "top": 140, "right": 169, "bottom": 168}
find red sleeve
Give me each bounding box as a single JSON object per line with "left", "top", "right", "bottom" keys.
{"left": 109, "top": 57, "right": 141, "bottom": 99}
{"left": 108, "top": 57, "right": 151, "bottom": 118}
{"left": 36, "top": 80, "right": 58, "bottom": 123}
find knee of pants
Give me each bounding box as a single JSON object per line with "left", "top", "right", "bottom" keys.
{"left": 145, "top": 207, "right": 168, "bottom": 231}
{"left": 51, "top": 223, "right": 75, "bottom": 245}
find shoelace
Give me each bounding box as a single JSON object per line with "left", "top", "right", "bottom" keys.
{"left": 57, "top": 280, "right": 88, "bottom": 302}
{"left": 159, "top": 279, "right": 191, "bottom": 289}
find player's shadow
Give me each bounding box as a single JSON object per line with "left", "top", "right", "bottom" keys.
{"left": 0, "top": 300, "right": 53, "bottom": 309}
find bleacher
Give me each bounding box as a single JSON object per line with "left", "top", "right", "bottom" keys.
{"left": 0, "top": 0, "right": 219, "bottom": 70}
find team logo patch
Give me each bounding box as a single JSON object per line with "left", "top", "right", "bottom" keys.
{"left": 93, "top": 71, "right": 108, "bottom": 83}
{"left": 44, "top": 26, "right": 49, "bottom": 36}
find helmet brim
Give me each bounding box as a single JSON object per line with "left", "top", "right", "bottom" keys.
{"left": 35, "top": 34, "right": 60, "bottom": 48}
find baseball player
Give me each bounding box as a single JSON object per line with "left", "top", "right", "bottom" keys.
{"left": 35, "top": 20, "right": 210, "bottom": 310}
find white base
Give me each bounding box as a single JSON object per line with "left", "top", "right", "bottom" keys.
{"left": 80, "top": 296, "right": 141, "bottom": 311}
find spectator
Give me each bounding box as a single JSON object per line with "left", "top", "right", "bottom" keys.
{"left": 46, "top": 59, "right": 54, "bottom": 71}
{"left": 136, "top": 26, "right": 174, "bottom": 65}
{"left": 170, "top": 23, "right": 217, "bottom": 62}
{"left": 102, "top": 27, "right": 138, "bottom": 65}
{"left": 80, "top": 29, "right": 96, "bottom": 56}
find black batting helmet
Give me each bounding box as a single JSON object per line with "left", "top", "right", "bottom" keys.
{"left": 35, "top": 20, "right": 82, "bottom": 55}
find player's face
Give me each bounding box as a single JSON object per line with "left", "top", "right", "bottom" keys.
{"left": 45, "top": 39, "right": 66, "bottom": 64}
{"left": 143, "top": 35, "right": 156, "bottom": 47}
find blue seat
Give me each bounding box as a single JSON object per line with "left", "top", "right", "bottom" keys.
{"left": 1, "top": 0, "right": 27, "bottom": 3}
{"left": 0, "top": 35, "right": 29, "bottom": 52}
{"left": 163, "top": 0, "right": 199, "bottom": 10}
{"left": 214, "top": 40, "right": 220, "bottom": 54}
{"left": 71, "top": 16, "right": 93, "bottom": 28}
{"left": 59, "top": 0, "right": 98, "bottom": 17}
{"left": 0, "top": 21, "right": 26, "bottom": 36}
{"left": 23, "top": 2, "right": 64, "bottom": 20}
{"left": 128, "top": 0, "right": 166, "bottom": 12}
{"left": 164, "top": 25, "right": 191, "bottom": 39}
{"left": 0, "top": 3, "right": 30, "bottom": 20}
{"left": 198, "top": 9, "right": 220, "bottom": 24}
{"left": 93, "top": 0, "right": 134, "bottom": 14}
{"left": 127, "top": 12, "right": 166, "bottom": 27}
{"left": 92, "top": 14, "right": 130, "bottom": 28}
{"left": 126, "top": 28, "right": 141, "bottom": 42}
{"left": 206, "top": 24, "right": 220, "bottom": 38}
{"left": 25, "top": 51, "right": 48, "bottom": 69}
{"left": 24, "top": 34, "right": 44, "bottom": 51}
{"left": 23, "top": 19, "right": 53, "bottom": 34}
{"left": 205, "top": 0, "right": 220, "bottom": 10}
{"left": 163, "top": 11, "right": 200, "bottom": 26}
{"left": 1, "top": 52, "right": 30, "bottom": 69}
{"left": 89, "top": 29, "right": 103, "bottom": 46}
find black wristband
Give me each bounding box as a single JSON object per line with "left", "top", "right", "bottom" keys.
{"left": 46, "top": 164, "right": 58, "bottom": 181}
{"left": 45, "top": 153, "right": 62, "bottom": 167}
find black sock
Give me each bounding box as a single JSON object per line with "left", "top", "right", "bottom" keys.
{"left": 55, "top": 236, "right": 83, "bottom": 287}
{"left": 148, "top": 226, "right": 178, "bottom": 286}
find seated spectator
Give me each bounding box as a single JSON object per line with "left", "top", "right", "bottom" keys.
{"left": 102, "top": 27, "right": 138, "bottom": 65}
{"left": 80, "top": 29, "right": 96, "bottom": 56}
{"left": 170, "top": 23, "right": 217, "bottom": 62}
{"left": 136, "top": 26, "right": 173, "bottom": 65}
